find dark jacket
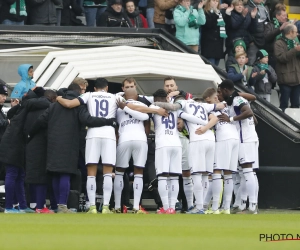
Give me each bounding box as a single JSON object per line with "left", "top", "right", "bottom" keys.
{"left": 264, "top": 21, "right": 281, "bottom": 54}
{"left": 227, "top": 10, "right": 256, "bottom": 50}
{"left": 29, "top": 90, "right": 110, "bottom": 175}
{"left": 253, "top": 64, "right": 277, "bottom": 95}
{"left": 201, "top": 10, "right": 227, "bottom": 59}
{"left": 0, "top": 106, "right": 9, "bottom": 142}
{"left": 0, "top": 91, "right": 42, "bottom": 168}
{"left": 274, "top": 38, "right": 300, "bottom": 86}
{"left": 0, "top": 0, "right": 27, "bottom": 23}
{"left": 26, "top": 0, "right": 62, "bottom": 25}
{"left": 227, "top": 64, "right": 256, "bottom": 87}
{"left": 61, "top": 0, "right": 84, "bottom": 26}
{"left": 245, "top": 1, "right": 270, "bottom": 48}
{"left": 97, "top": 6, "right": 132, "bottom": 27}
{"left": 24, "top": 96, "right": 52, "bottom": 184}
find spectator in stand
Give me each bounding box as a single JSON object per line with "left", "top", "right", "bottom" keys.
{"left": 227, "top": 51, "right": 257, "bottom": 92}
{"left": 84, "top": 0, "right": 107, "bottom": 27}
{"left": 26, "top": 0, "right": 62, "bottom": 25}
{"left": 11, "top": 64, "right": 35, "bottom": 99}
{"left": 274, "top": 24, "right": 300, "bottom": 112}
{"left": 61, "top": 0, "right": 85, "bottom": 26}
{"left": 97, "top": 0, "right": 133, "bottom": 27}
{"left": 146, "top": 0, "right": 155, "bottom": 28}
{"left": 244, "top": 0, "right": 270, "bottom": 65}
{"left": 201, "top": 0, "right": 229, "bottom": 66}
{"left": 225, "top": 38, "right": 247, "bottom": 71}
{"left": 0, "top": 0, "right": 28, "bottom": 25}
{"left": 225, "top": 0, "right": 257, "bottom": 54}
{"left": 153, "top": 0, "right": 178, "bottom": 29}
{"left": 253, "top": 49, "right": 277, "bottom": 102}
{"left": 173, "top": 0, "right": 206, "bottom": 52}
{"left": 125, "top": 0, "right": 148, "bottom": 28}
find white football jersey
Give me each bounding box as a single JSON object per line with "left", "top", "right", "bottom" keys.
{"left": 228, "top": 96, "right": 258, "bottom": 143}
{"left": 79, "top": 91, "right": 117, "bottom": 140}
{"left": 116, "top": 99, "right": 148, "bottom": 145}
{"left": 150, "top": 104, "right": 181, "bottom": 149}
{"left": 211, "top": 107, "right": 239, "bottom": 142}
{"left": 176, "top": 99, "right": 216, "bottom": 142}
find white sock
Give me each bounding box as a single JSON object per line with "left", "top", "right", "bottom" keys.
{"left": 254, "top": 172, "right": 259, "bottom": 204}
{"left": 183, "top": 176, "right": 193, "bottom": 209}
{"left": 243, "top": 168, "right": 256, "bottom": 211}
{"left": 133, "top": 174, "right": 143, "bottom": 210}
{"left": 238, "top": 172, "right": 247, "bottom": 210}
{"left": 204, "top": 179, "right": 213, "bottom": 208}
{"left": 169, "top": 176, "right": 179, "bottom": 209}
{"left": 158, "top": 176, "right": 169, "bottom": 210}
{"left": 202, "top": 175, "right": 209, "bottom": 201}
{"left": 113, "top": 171, "right": 124, "bottom": 209}
{"left": 212, "top": 174, "right": 222, "bottom": 211}
{"left": 192, "top": 174, "right": 203, "bottom": 210}
{"left": 233, "top": 172, "right": 240, "bottom": 196}
{"left": 87, "top": 176, "right": 96, "bottom": 206}
{"left": 103, "top": 174, "right": 113, "bottom": 206}
{"left": 167, "top": 177, "right": 171, "bottom": 208}
{"left": 223, "top": 174, "right": 233, "bottom": 210}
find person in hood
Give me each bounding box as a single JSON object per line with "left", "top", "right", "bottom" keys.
{"left": 11, "top": 64, "right": 36, "bottom": 99}
{"left": 97, "top": 0, "right": 133, "bottom": 27}
{"left": 125, "top": 0, "right": 148, "bottom": 28}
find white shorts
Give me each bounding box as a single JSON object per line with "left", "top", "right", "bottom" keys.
{"left": 252, "top": 141, "right": 259, "bottom": 169}
{"left": 85, "top": 138, "right": 116, "bottom": 166}
{"left": 116, "top": 141, "right": 148, "bottom": 168}
{"left": 214, "top": 139, "right": 239, "bottom": 172}
{"left": 189, "top": 140, "right": 215, "bottom": 173}
{"left": 155, "top": 147, "right": 182, "bottom": 175}
{"left": 238, "top": 141, "right": 257, "bottom": 166}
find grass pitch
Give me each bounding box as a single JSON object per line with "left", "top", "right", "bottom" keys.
{"left": 1, "top": 213, "right": 300, "bottom": 250}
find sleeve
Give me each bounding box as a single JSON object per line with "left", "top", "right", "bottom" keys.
{"left": 267, "top": 66, "right": 277, "bottom": 84}
{"left": 78, "top": 92, "right": 90, "bottom": 105}
{"left": 173, "top": 8, "right": 190, "bottom": 27}
{"left": 0, "top": 112, "right": 8, "bottom": 128}
{"left": 197, "top": 8, "right": 206, "bottom": 25}
{"left": 78, "top": 105, "right": 109, "bottom": 127}
{"left": 7, "top": 105, "right": 21, "bottom": 119}
{"left": 10, "top": 84, "right": 24, "bottom": 98}
{"left": 123, "top": 106, "right": 149, "bottom": 121}
{"left": 155, "top": 0, "right": 177, "bottom": 11}
{"left": 227, "top": 66, "right": 244, "bottom": 82}
{"left": 234, "top": 97, "right": 247, "bottom": 109}
{"left": 175, "top": 99, "right": 186, "bottom": 109}
{"left": 203, "top": 103, "right": 216, "bottom": 113}
{"left": 178, "top": 111, "right": 207, "bottom": 125}
{"left": 274, "top": 41, "right": 298, "bottom": 63}
{"left": 264, "top": 23, "right": 281, "bottom": 43}
{"left": 153, "top": 102, "right": 181, "bottom": 111}
{"left": 179, "top": 90, "right": 193, "bottom": 100}
{"left": 140, "top": 15, "right": 148, "bottom": 28}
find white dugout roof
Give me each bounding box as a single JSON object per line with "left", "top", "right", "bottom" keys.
{"left": 33, "top": 46, "right": 222, "bottom": 96}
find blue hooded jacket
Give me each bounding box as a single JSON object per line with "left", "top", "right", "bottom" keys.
{"left": 11, "top": 64, "right": 36, "bottom": 98}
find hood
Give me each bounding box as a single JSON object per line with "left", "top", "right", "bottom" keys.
{"left": 18, "top": 64, "right": 33, "bottom": 82}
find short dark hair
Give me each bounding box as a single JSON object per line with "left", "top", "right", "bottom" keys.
{"left": 122, "top": 77, "right": 137, "bottom": 87}
{"left": 153, "top": 89, "right": 167, "bottom": 98}
{"left": 164, "top": 76, "right": 175, "bottom": 83}
{"left": 202, "top": 87, "right": 216, "bottom": 100}
{"left": 44, "top": 89, "right": 57, "bottom": 100}
{"left": 173, "top": 95, "right": 185, "bottom": 103}
{"left": 193, "top": 97, "right": 204, "bottom": 103}
{"left": 68, "top": 83, "right": 81, "bottom": 93}
{"left": 218, "top": 80, "right": 235, "bottom": 91}
{"left": 95, "top": 78, "right": 108, "bottom": 89}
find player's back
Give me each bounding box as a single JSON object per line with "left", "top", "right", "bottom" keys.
{"left": 177, "top": 99, "right": 215, "bottom": 142}
{"left": 150, "top": 104, "right": 181, "bottom": 149}
{"left": 80, "top": 91, "right": 117, "bottom": 140}
{"left": 228, "top": 96, "right": 258, "bottom": 143}
{"left": 117, "top": 100, "right": 147, "bottom": 144}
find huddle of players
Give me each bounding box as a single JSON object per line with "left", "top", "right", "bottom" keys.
{"left": 57, "top": 76, "right": 259, "bottom": 214}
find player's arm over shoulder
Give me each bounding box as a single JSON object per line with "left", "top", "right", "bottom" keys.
{"left": 56, "top": 93, "right": 87, "bottom": 109}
